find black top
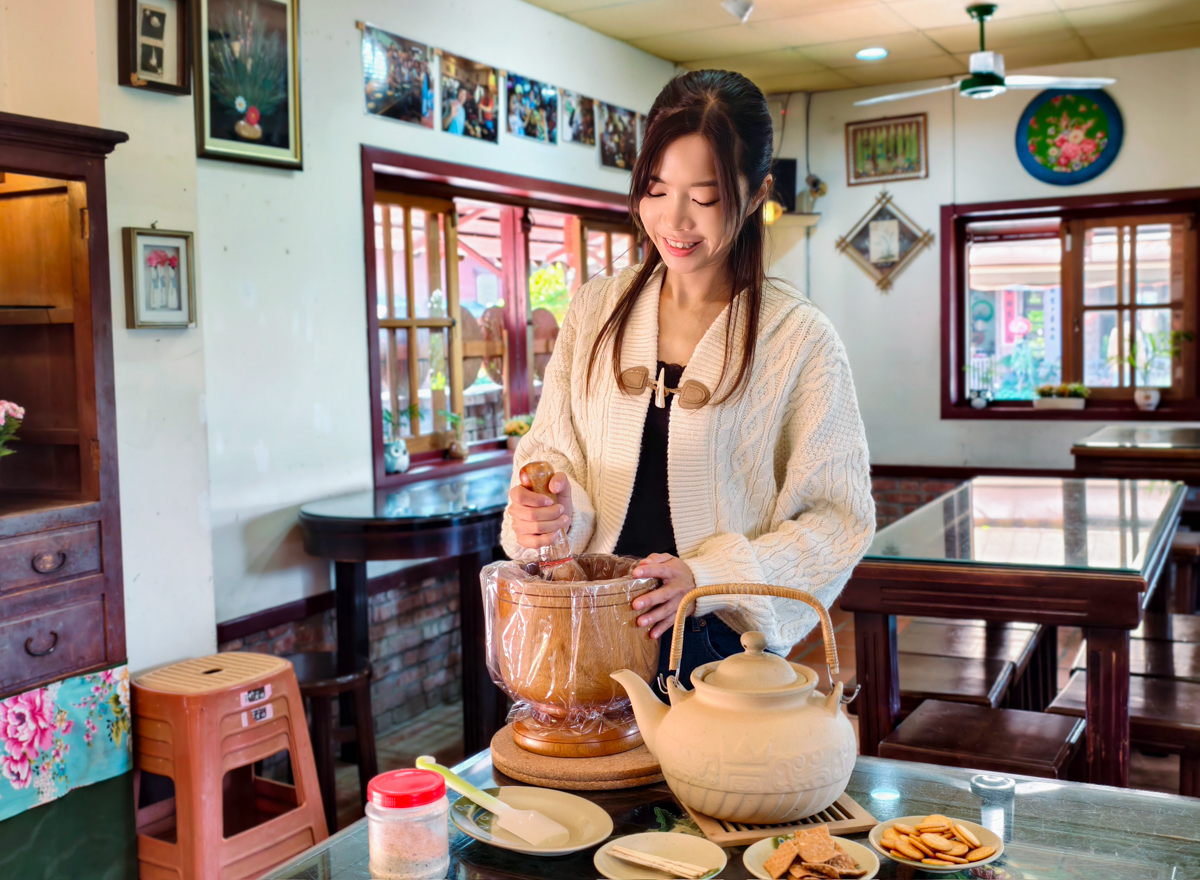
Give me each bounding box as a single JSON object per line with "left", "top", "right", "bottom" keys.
{"left": 614, "top": 361, "right": 683, "bottom": 560}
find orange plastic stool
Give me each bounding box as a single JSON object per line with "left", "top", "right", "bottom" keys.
{"left": 133, "top": 653, "right": 329, "bottom": 880}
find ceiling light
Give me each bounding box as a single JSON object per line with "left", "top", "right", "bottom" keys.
{"left": 721, "top": 0, "right": 754, "bottom": 23}
{"left": 856, "top": 47, "right": 889, "bottom": 61}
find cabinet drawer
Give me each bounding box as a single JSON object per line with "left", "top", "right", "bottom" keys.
{"left": 0, "top": 523, "right": 101, "bottom": 593}
{"left": 0, "top": 596, "right": 107, "bottom": 694}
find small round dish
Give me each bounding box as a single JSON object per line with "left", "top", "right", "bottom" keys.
{"left": 594, "top": 832, "right": 727, "bottom": 880}
{"left": 743, "top": 834, "right": 879, "bottom": 880}
{"left": 868, "top": 816, "right": 1003, "bottom": 874}
{"left": 449, "top": 786, "right": 613, "bottom": 856}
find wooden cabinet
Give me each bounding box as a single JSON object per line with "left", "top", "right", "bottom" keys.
{"left": 0, "top": 112, "right": 127, "bottom": 699}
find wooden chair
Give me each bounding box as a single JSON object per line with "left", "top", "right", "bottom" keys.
{"left": 1070, "top": 640, "right": 1200, "bottom": 685}
{"left": 284, "top": 652, "right": 378, "bottom": 833}
{"left": 132, "top": 653, "right": 328, "bottom": 880}
{"left": 880, "top": 700, "right": 1086, "bottom": 779}
{"left": 1048, "top": 672, "right": 1200, "bottom": 797}
{"left": 848, "top": 654, "right": 1015, "bottom": 720}
{"left": 1166, "top": 531, "right": 1200, "bottom": 614}
{"left": 1135, "top": 613, "right": 1200, "bottom": 644}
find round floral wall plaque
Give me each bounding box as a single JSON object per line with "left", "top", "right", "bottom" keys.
{"left": 1015, "top": 89, "right": 1124, "bottom": 186}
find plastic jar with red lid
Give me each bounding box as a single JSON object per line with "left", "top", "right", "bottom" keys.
{"left": 366, "top": 769, "right": 449, "bottom": 879}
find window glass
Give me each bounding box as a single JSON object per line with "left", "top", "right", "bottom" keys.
{"left": 1083, "top": 310, "right": 1119, "bottom": 387}
{"left": 1135, "top": 223, "right": 1175, "bottom": 306}
{"left": 1083, "top": 226, "right": 1119, "bottom": 306}
{"left": 966, "top": 237, "right": 1062, "bottom": 400}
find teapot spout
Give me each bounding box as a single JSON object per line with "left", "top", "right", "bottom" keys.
{"left": 824, "top": 681, "right": 845, "bottom": 715}
{"left": 611, "top": 669, "right": 668, "bottom": 756}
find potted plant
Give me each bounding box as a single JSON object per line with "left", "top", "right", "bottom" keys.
{"left": 503, "top": 414, "right": 533, "bottom": 451}
{"left": 440, "top": 409, "right": 469, "bottom": 461}
{"left": 1114, "top": 330, "right": 1195, "bottom": 412}
{"left": 0, "top": 400, "right": 25, "bottom": 458}
{"left": 1033, "top": 383, "right": 1090, "bottom": 410}
{"left": 383, "top": 404, "right": 420, "bottom": 474}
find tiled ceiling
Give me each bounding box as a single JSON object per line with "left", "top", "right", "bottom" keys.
{"left": 524, "top": 0, "right": 1200, "bottom": 93}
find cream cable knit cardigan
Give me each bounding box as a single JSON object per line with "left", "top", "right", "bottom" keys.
{"left": 500, "top": 265, "right": 875, "bottom": 655}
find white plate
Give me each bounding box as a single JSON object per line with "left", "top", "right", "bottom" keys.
{"left": 449, "top": 786, "right": 613, "bottom": 856}
{"left": 868, "top": 815, "right": 1003, "bottom": 874}
{"left": 594, "top": 832, "right": 727, "bottom": 880}
{"left": 743, "top": 834, "right": 879, "bottom": 880}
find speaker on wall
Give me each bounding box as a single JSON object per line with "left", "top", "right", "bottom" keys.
{"left": 770, "top": 158, "right": 797, "bottom": 213}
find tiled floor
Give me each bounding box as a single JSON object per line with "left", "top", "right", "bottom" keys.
{"left": 329, "top": 605, "right": 1182, "bottom": 830}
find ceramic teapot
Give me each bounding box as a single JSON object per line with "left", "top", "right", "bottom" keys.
{"left": 611, "top": 584, "right": 855, "bottom": 824}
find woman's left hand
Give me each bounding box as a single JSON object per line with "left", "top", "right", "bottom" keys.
{"left": 631, "top": 553, "right": 697, "bottom": 639}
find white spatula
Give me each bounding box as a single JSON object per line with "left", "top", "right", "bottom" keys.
{"left": 415, "top": 755, "right": 571, "bottom": 848}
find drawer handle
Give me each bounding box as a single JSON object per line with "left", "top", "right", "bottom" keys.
{"left": 31, "top": 552, "right": 67, "bottom": 574}
{"left": 25, "top": 631, "right": 59, "bottom": 657}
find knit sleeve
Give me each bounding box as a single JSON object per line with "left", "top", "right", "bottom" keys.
{"left": 499, "top": 279, "right": 601, "bottom": 561}
{"left": 683, "top": 317, "right": 875, "bottom": 655}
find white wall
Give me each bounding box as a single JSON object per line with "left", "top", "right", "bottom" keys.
{"left": 198, "top": 0, "right": 676, "bottom": 622}
{"left": 774, "top": 48, "right": 1200, "bottom": 471}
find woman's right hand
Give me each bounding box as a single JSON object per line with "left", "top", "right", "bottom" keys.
{"left": 507, "top": 470, "right": 574, "bottom": 550}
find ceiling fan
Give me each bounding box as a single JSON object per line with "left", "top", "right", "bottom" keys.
{"left": 854, "top": 4, "right": 1115, "bottom": 106}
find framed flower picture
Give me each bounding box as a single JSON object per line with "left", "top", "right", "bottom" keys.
{"left": 194, "top": 0, "right": 302, "bottom": 168}
{"left": 835, "top": 191, "right": 933, "bottom": 291}
{"left": 122, "top": 228, "right": 197, "bottom": 328}
{"left": 1016, "top": 89, "right": 1123, "bottom": 186}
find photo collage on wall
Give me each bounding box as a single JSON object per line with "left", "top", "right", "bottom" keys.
{"left": 358, "top": 22, "right": 641, "bottom": 169}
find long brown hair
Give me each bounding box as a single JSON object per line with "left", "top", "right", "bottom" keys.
{"left": 587, "top": 70, "right": 773, "bottom": 403}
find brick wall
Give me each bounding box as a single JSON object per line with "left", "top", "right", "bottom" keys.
{"left": 218, "top": 568, "right": 462, "bottom": 734}
{"left": 871, "top": 475, "right": 966, "bottom": 529}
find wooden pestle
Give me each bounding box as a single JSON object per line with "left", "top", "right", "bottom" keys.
{"left": 520, "top": 461, "right": 587, "bottom": 582}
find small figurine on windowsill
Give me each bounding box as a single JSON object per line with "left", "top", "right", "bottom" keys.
{"left": 442, "top": 410, "right": 469, "bottom": 461}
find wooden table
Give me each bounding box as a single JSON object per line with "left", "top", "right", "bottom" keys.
{"left": 299, "top": 464, "right": 512, "bottom": 754}
{"left": 264, "top": 750, "right": 1200, "bottom": 879}
{"left": 1073, "top": 425, "right": 1200, "bottom": 482}
{"left": 841, "top": 476, "right": 1185, "bottom": 788}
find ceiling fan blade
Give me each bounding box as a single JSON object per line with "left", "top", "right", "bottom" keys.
{"left": 1004, "top": 75, "right": 1116, "bottom": 90}
{"left": 853, "top": 81, "right": 961, "bottom": 107}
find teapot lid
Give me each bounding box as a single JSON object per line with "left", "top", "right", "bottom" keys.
{"left": 703, "top": 632, "right": 799, "bottom": 691}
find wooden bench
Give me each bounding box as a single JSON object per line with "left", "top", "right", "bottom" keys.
{"left": 1048, "top": 671, "right": 1200, "bottom": 796}
{"left": 880, "top": 699, "right": 1085, "bottom": 779}
{"left": 899, "top": 619, "right": 1045, "bottom": 710}
{"left": 848, "top": 653, "right": 1014, "bottom": 720}
{"left": 1167, "top": 531, "right": 1200, "bottom": 614}
{"left": 1071, "top": 640, "right": 1200, "bottom": 685}
{"left": 1135, "top": 613, "right": 1200, "bottom": 644}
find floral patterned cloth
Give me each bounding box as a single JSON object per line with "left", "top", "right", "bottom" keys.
{"left": 0, "top": 666, "right": 131, "bottom": 822}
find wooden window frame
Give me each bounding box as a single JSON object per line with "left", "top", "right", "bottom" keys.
{"left": 361, "top": 146, "right": 635, "bottom": 488}
{"left": 942, "top": 187, "right": 1200, "bottom": 421}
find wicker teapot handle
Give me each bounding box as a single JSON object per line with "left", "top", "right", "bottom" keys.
{"left": 668, "top": 584, "right": 838, "bottom": 677}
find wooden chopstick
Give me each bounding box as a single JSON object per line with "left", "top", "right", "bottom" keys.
{"left": 608, "top": 845, "right": 709, "bottom": 879}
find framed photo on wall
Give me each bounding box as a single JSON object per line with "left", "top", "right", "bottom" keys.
{"left": 835, "top": 191, "right": 933, "bottom": 291}
{"left": 194, "top": 0, "right": 302, "bottom": 169}
{"left": 122, "top": 228, "right": 197, "bottom": 329}
{"left": 118, "top": 0, "right": 191, "bottom": 94}
{"left": 845, "top": 113, "right": 928, "bottom": 186}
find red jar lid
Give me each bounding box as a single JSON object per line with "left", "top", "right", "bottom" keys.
{"left": 367, "top": 769, "right": 446, "bottom": 809}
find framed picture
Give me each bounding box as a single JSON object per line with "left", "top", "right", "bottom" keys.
{"left": 835, "top": 191, "right": 933, "bottom": 291}
{"left": 118, "top": 0, "right": 191, "bottom": 94}
{"left": 194, "top": 0, "right": 302, "bottom": 169}
{"left": 440, "top": 50, "right": 498, "bottom": 143}
{"left": 361, "top": 23, "right": 434, "bottom": 128}
{"left": 561, "top": 90, "right": 595, "bottom": 146}
{"left": 505, "top": 72, "right": 557, "bottom": 144}
{"left": 1016, "top": 90, "right": 1123, "bottom": 186}
{"left": 845, "top": 113, "right": 927, "bottom": 186}
{"left": 122, "top": 228, "right": 197, "bottom": 328}
{"left": 598, "top": 102, "right": 636, "bottom": 170}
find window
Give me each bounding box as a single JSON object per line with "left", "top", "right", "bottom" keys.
{"left": 364, "top": 149, "right": 637, "bottom": 486}
{"left": 944, "top": 189, "right": 1200, "bottom": 418}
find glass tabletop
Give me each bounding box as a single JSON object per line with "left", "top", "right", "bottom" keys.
{"left": 299, "top": 464, "right": 512, "bottom": 523}
{"left": 864, "top": 477, "right": 1181, "bottom": 572}
{"left": 265, "top": 752, "right": 1200, "bottom": 880}
{"left": 1074, "top": 425, "right": 1200, "bottom": 450}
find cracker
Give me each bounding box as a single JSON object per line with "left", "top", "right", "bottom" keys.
{"left": 922, "top": 858, "right": 954, "bottom": 866}
{"left": 946, "top": 842, "right": 969, "bottom": 857}
{"left": 907, "top": 836, "right": 934, "bottom": 857}
{"left": 793, "top": 827, "right": 838, "bottom": 864}
{"left": 764, "top": 839, "right": 799, "bottom": 879}
{"left": 954, "top": 824, "right": 981, "bottom": 848}
{"left": 893, "top": 822, "right": 916, "bottom": 835}
{"left": 894, "top": 839, "right": 923, "bottom": 861}
{"left": 799, "top": 864, "right": 840, "bottom": 879}
{"left": 920, "top": 833, "right": 954, "bottom": 853}
{"left": 967, "top": 845, "right": 996, "bottom": 861}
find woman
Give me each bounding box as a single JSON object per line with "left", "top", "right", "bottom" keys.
{"left": 501, "top": 70, "right": 874, "bottom": 695}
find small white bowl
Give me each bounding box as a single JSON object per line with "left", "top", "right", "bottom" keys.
{"left": 743, "top": 834, "right": 879, "bottom": 880}
{"left": 594, "top": 832, "right": 727, "bottom": 880}
{"left": 868, "top": 815, "right": 1003, "bottom": 874}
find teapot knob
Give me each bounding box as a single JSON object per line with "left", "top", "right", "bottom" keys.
{"left": 740, "top": 631, "right": 768, "bottom": 654}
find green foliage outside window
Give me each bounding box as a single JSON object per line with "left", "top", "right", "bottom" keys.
{"left": 530, "top": 262, "right": 571, "bottom": 325}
